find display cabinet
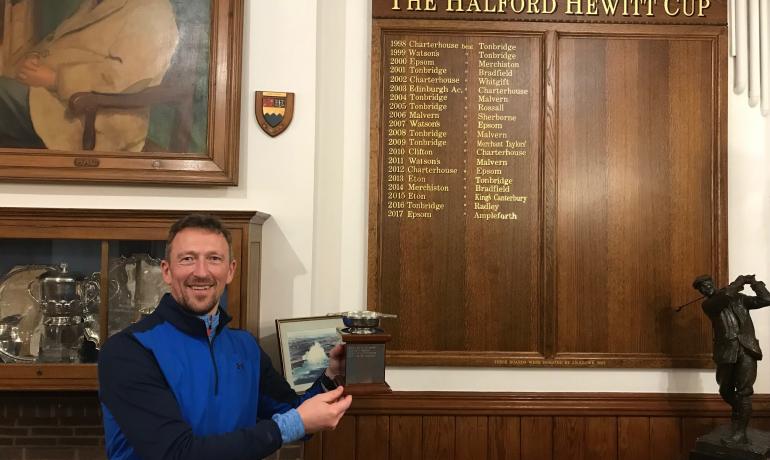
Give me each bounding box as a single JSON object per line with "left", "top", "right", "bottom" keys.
{"left": 0, "top": 208, "right": 268, "bottom": 389}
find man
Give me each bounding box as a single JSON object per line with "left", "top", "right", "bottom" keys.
{"left": 0, "top": 0, "right": 179, "bottom": 150}
{"left": 693, "top": 274, "right": 770, "bottom": 445}
{"left": 98, "top": 214, "right": 352, "bottom": 459}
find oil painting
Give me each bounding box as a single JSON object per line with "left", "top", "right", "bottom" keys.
{"left": 0, "top": 0, "right": 243, "bottom": 184}
{"left": 276, "top": 316, "right": 344, "bottom": 393}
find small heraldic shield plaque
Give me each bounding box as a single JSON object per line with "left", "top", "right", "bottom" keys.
{"left": 255, "top": 91, "right": 295, "bottom": 137}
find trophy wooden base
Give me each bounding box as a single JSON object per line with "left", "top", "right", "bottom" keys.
{"left": 343, "top": 382, "right": 392, "bottom": 396}
{"left": 339, "top": 331, "right": 391, "bottom": 396}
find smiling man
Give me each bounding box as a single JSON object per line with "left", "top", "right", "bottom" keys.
{"left": 98, "top": 214, "right": 350, "bottom": 460}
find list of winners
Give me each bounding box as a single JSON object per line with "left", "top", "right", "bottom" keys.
{"left": 382, "top": 34, "right": 531, "bottom": 223}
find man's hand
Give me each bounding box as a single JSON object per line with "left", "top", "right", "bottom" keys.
{"left": 16, "top": 56, "right": 57, "bottom": 89}
{"left": 325, "top": 343, "right": 345, "bottom": 380}
{"left": 296, "top": 386, "right": 352, "bottom": 433}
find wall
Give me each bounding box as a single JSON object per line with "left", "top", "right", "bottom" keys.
{"left": 0, "top": 0, "right": 768, "bottom": 394}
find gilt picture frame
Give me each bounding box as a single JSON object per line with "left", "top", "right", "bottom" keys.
{"left": 0, "top": 0, "right": 243, "bottom": 185}
{"left": 275, "top": 315, "right": 344, "bottom": 393}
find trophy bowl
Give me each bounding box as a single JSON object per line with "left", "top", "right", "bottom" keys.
{"left": 339, "top": 311, "right": 397, "bottom": 333}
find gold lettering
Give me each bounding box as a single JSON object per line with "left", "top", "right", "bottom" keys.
{"left": 565, "top": 0, "right": 582, "bottom": 14}
{"left": 467, "top": 0, "right": 482, "bottom": 12}
{"left": 664, "top": 0, "right": 678, "bottom": 15}
{"left": 391, "top": 0, "right": 401, "bottom": 10}
{"left": 527, "top": 0, "right": 540, "bottom": 13}
{"left": 425, "top": 0, "right": 437, "bottom": 10}
{"left": 447, "top": 0, "right": 464, "bottom": 11}
{"left": 483, "top": 0, "right": 498, "bottom": 11}
{"left": 646, "top": 0, "right": 656, "bottom": 15}
{"left": 497, "top": 0, "right": 508, "bottom": 12}
{"left": 510, "top": 0, "right": 526, "bottom": 12}
{"left": 407, "top": 0, "right": 422, "bottom": 10}
{"left": 543, "top": 0, "right": 556, "bottom": 13}
{"left": 699, "top": 0, "right": 711, "bottom": 16}
{"left": 586, "top": 0, "right": 598, "bottom": 14}
{"left": 601, "top": 0, "right": 619, "bottom": 14}
{"left": 683, "top": 0, "right": 695, "bottom": 16}
{"left": 631, "top": 0, "right": 641, "bottom": 16}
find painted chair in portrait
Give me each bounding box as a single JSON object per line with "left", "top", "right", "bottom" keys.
{"left": 68, "top": 21, "right": 207, "bottom": 153}
{"left": 1, "top": 0, "right": 209, "bottom": 154}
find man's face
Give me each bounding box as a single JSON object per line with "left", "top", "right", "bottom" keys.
{"left": 698, "top": 279, "right": 716, "bottom": 297}
{"left": 161, "top": 228, "right": 236, "bottom": 315}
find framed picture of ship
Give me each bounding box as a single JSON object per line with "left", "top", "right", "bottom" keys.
{"left": 275, "top": 315, "right": 344, "bottom": 392}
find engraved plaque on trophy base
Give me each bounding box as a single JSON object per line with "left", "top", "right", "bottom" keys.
{"left": 339, "top": 331, "right": 392, "bottom": 395}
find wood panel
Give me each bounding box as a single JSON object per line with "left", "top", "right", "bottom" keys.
{"left": 456, "top": 416, "right": 487, "bottom": 458}
{"left": 555, "top": 33, "right": 720, "bottom": 366}
{"left": 488, "top": 416, "right": 520, "bottom": 460}
{"left": 650, "top": 417, "right": 681, "bottom": 460}
{"left": 618, "top": 417, "right": 650, "bottom": 460}
{"left": 322, "top": 415, "right": 356, "bottom": 460}
{"left": 372, "top": 0, "right": 727, "bottom": 26}
{"left": 521, "top": 416, "right": 551, "bottom": 460}
{"left": 553, "top": 416, "right": 584, "bottom": 460}
{"left": 308, "top": 392, "right": 770, "bottom": 459}
{"left": 370, "top": 17, "right": 726, "bottom": 369}
{"left": 390, "top": 416, "right": 423, "bottom": 459}
{"left": 357, "top": 415, "right": 390, "bottom": 460}
{"left": 423, "top": 416, "right": 455, "bottom": 460}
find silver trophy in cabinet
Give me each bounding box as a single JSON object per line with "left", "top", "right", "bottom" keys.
{"left": 27, "top": 264, "right": 100, "bottom": 363}
{"left": 108, "top": 254, "right": 167, "bottom": 335}
{"left": 0, "top": 265, "right": 54, "bottom": 363}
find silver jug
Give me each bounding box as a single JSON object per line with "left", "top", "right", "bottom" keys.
{"left": 27, "top": 264, "right": 99, "bottom": 363}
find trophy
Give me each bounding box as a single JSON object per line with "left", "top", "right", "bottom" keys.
{"left": 338, "top": 311, "right": 397, "bottom": 395}
{"left": 27, "top": 264, "right": 99, "bottom": 363}
{"left": 108, "top": 254, "right": 167, "bottom": 335}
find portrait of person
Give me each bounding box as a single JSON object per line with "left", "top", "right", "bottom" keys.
{"left": 0, "top": 0, "right": 210, "bottom": 153}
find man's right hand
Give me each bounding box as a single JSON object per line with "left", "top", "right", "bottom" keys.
{"left": 296, "top": 386, "right": 352, "bottom": 433}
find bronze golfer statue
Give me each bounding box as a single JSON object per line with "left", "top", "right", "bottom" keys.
{"left": 693, "top": 274, "right": 770, "bottom": 447}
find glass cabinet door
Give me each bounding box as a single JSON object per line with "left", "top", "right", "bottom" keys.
{"left": 0, "top": 208, "right": 266, "bottom": 389}
{"left": 0, "top": 238, "right": 101, "bottom": 364}
{"left": 107, "top": 240, "right": 168, "bottom": 337}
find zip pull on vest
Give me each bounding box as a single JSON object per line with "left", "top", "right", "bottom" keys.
{"left": 198, "top": 309, "right": 221, "bottom": 342}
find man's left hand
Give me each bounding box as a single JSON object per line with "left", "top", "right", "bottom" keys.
{"left": 325, "top": 343, "right": 345, "bottom": 380}
{"left": 16, "top": 57, "right": 57, "bottom": 89}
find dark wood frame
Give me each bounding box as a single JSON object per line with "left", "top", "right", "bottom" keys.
{"left": 0, "top": 0, "right": 244, "bottom": 185}
{"left": 0, "top": 207, "right": 267, "bottom": 389}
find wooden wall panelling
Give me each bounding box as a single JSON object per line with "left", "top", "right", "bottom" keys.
{"left": 650, "top": 417, "right": 682, "bottom": 460}
{"left": 680, "top": 417, "right": 723, "bottom": 459}
{"left": 304, "top": 433, "right": 322, "bottom": 460}
{"left": 521, "top": 416, "right": 552, "bottom": 460}
{"left": 370, "top": 18, "right": 726, "bottom": 369}
{"left": 372, "top": 0, "right": 728, "bottom": 26}
{"left": 554, "top": 30, "right": 721, "bottom": 367}
{"left": 586, "top": 417, "right": 618, "bottom": 459}
{"left": 488, "top": 416, "right": 520, "bottom": 460}
{"left": 455, "top": 416, "right": 487, "bottom": 458}
{"left": 423, "top": 415, "right": 455, "bottom": 460}
{"left": 553, "top": 416, "right": 585, "bottom": 460}
{"left": 322, "top": 415, "right": 356, "bottom": 460}
{"left": 390, "top": 416, "right": 423, "bottom": 459}
{"left": 356, "top": 415, "right": 390, "bottom": 460}
{"left": 618, "top": 417, "right": 650, "bottom": 460}
{"left": 309, "top": 392, "right": 770, "bottom": 459}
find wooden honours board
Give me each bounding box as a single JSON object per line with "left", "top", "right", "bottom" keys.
{"left": 369, "top": 3, "right": 727, "bottom": 368}
{"left": 376, "top": 32, "right": 542, "bottom": 359}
